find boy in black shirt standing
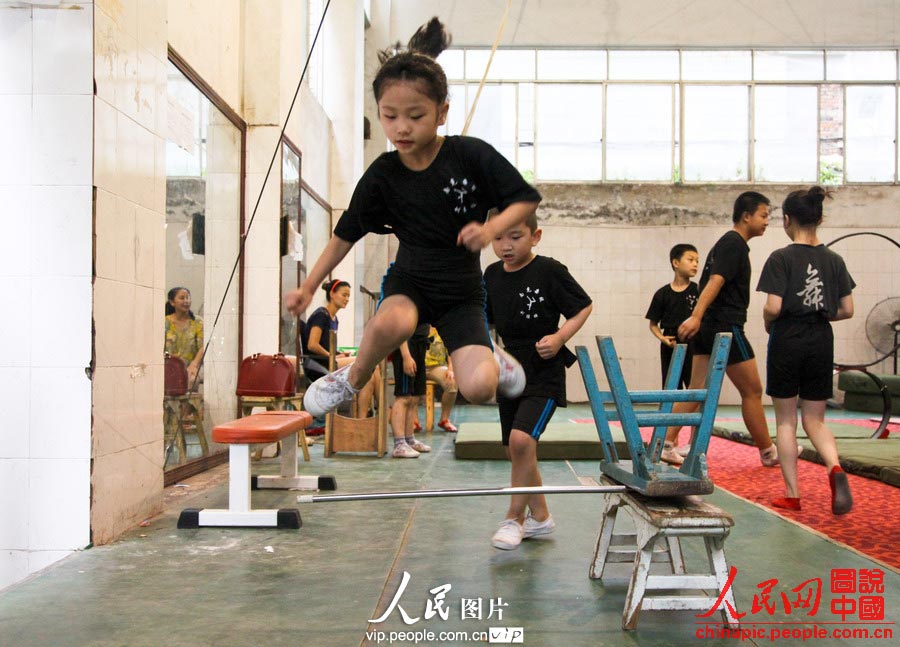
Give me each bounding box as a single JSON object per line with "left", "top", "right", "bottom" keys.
{"left": 646, "top": 244, "right": 700, "bottom": 464}
{"left": 484, "top": 213, "right": 593, "bottom": 550}
{"left": 664, "top": 192, "right": 779, "bottom": 467}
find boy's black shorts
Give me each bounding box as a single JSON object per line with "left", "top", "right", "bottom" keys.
{"left": 766, "top": 318, "right": 834, "bottom": 401}
{"left": 391, "top": 335, "right": 428, "bottom": 397}
{"left": 694, "top": 321, "right": 754, "bottom": 365}
{"left": 380, "top": 264, "right": 492, "bottom": 354}
{"left": 498, "top": 396, "right": 557, "bottom": 446}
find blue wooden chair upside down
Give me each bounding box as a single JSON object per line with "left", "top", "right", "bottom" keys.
{"left": 576, "top": 333, "right": 732, "bottom": 496}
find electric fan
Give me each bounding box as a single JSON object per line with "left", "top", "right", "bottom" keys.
{"left": 865, "top": 296, "right": 900, "bottom": 375}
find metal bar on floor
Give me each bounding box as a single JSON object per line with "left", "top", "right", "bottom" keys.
{"left": 297, "top": 485, "right": 625, "bottom": 504}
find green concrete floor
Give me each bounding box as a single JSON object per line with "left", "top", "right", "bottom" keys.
{"left": 0, "top": 405, "right": 897, "bottom": 647}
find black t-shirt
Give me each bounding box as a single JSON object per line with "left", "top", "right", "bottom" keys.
{"left": 645, "top": 282, "right": 700, "bottom": 333}
{"left": 484, "top": 255, "right": 592, "bottom": 405}
{"left": 301, "top": 306, "right": 337, "bottom": 360}
{"left": 757, "top": 244, "right": 855, "bottom": 320}
{"left": 700, "top": 230, "right": 751, "bottom": 325}
{"left": 334, "top": 136, "right": 541, "bottom": 280}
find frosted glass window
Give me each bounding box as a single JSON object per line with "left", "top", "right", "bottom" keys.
{"left": 536, "top": 84, "right": 602, "bottom": 181}
{"left": 845, "top": 86, "right": 896, "bottom": 182}
{"left": 537, "top": 50, "right": 606, "bottom": 80}
{"left": 517, "top": 83, "right": 535, "bottom": 180}
{"left": 464, "top": 83, "right": 518, "bottom": 165}
{"left": 682, "top": 51, "right": 751, "bottom": 81}
{"left": 826, "top": 51, "right": 896, "bottom": 81}
{"left": 606, "top": 85, "right": 673, "bottom": 181}
{"left": 437, "top": 50, "right": 464, "bottom": 79}
{"left": 466, "top": 50, "right": 535, "bottom": 81}
{"left": 683, "top": 85, "right": 749, "bottom": 181}
{"left": 754, "top": 86, "right": 818, "bottom": 182}
{"left": 609, "top": 50, "right": 679, "bottom": 80}
{"left": 754, "top": 51, "right": 824, "bottom": 81}
{"left": 442, "top": 84, "right": 467, "bottom": 135}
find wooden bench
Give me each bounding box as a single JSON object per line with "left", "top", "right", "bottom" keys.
{"left": 589, "top": 476, "right": 739, "bottom": 630}
{"left": 178, "top": 411, "right": 336, "bottom": 529}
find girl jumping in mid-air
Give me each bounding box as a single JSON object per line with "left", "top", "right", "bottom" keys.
{"left": 757, "top": 186, "right": 855, "bottom": 515}
{"left": 286, "top": 17, "right": 540, "bottom": 416}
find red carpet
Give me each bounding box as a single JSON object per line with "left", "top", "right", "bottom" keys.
{"left": 704, "top": 435, "right": 900, "bottom": 572}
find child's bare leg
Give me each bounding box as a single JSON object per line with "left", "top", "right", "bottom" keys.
{"left": 450, "top": 345, "right": 498, "bottom": 404}
{"left": 348, "top": 295, "right": 417, "bottom": 389}
{"left": 726, "top": 358, "right": 773, "bottom": 451}
{"left": 800, "top": 400, "right": 840, "bottom": 470}
{"left": 390, "top": 396, "right": 410, "bottom": 440}
{"left": 505, "top": 431, "right": 547, "bottom": 523}
{"left": 773, "top": 397, "right": 801, "bottom": 498}
{"left": 664, "top": 354, "right": 708, "bottom": 444}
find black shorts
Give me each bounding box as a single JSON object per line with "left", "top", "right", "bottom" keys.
{"left": 391, "top": 335, "right": 428, "bottom": 397}
{"left": 380, "top": 264, "right": 492, "bottom": 354}
{"left": 660, "top": 328, "right": 693, "bottom": 389}
{"left": 766, "top": 318, "right": 834, "bottom": 401}
{"left": 695, "top": 321, "right": 754, "bottom": 365}
{"left": 498, "top": 396, "right": 557, "bottom": 446}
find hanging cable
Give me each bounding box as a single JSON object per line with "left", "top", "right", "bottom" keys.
{"left": 186, "top": 0, "right": 331, "bottom": 393}
{"left": 461, "top": 0, "right": 513, "bottom": 136}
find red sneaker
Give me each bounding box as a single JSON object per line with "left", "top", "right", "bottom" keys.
{"left": 771, "top": 497, "right": 801, "bottom": 511}
{"left": 438, "top": 419, "right": 458, "bottom": 433}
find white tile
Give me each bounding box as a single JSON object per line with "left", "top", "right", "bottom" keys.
{"left": 0, "top": 459, "right": 29, "bottom": 548}
{"left": 0, "top": 550, "right": 30, "bottom": 592}
{"left": 29, "top": 367, "right": 91, "bottom": 460}
{"left": 113, "top": 196, "right": 137, "bottom": 284}
{"left": 28, "top": 458, "right": 90, "bottom": 550}
{"left": 0, "top": 7, "right": 32, "bottom": 95}
{"left": 0, "top": 368, "right": 30, "bottom": 458}
{"left": 30, "top": 186, "right": 92, "bottom": 277}
{"left": 93, "top": 97, "right": 119, "bottom": 195}
{"left": 137, "top": 0, "right": 166, "bottom": 62}
{"left": 30, "top": 277, "right": 92, "bottom": 368}
{"left": 0, "top": 95, "right": 32, "bottom": 185}
{"left": 27, "top": 549, "right": 75, "bottom": 575}
{"left": 32, "top": 5, "right": 93, "bottom": 95}
{"left": 0, "top": 187, "right": 32, "bottom": 276}
{"left": 94, "top": 4, "right": 119, "bottom": 108}
{"left": 134, "top": 206, "right": 161, "bottom": 287}
{"left": 31, "top": 94, "right": 92, "bottom": 186}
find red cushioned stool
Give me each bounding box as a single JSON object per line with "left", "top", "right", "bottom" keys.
{"left": 178, "top": 411, "right": 336, "bottom": 529}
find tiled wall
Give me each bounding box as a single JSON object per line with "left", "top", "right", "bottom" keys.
{"left": 92, "top": 0, "right": 168, "bottom": 545}
{"left": 0, "top": 2, "right": 94, "bottom": 590}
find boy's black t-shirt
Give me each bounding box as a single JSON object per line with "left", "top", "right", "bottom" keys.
{"left": 484, "top": 255, "right": 592, "bottom": 405}
{"left": 699, "top": 230, "right": 752, "bottom": 325}
{"left": 333, "top": 136, "right": 542, "bottom": 281}
{"left": 645, "top": 283, "right": 700, "bottom": 332}
{"left": 756, "top": 244, "right": 855, "bottom": 320}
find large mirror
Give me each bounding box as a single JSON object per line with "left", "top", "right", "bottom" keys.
{"left": 280, "top": 140, "right": 303, "bottom": 356}
{"left": 164, "top": 56, "right": 243, "bottom": 474}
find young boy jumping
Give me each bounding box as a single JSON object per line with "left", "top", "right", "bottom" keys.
{"left": 484, "top": 213, "right": 593, "bottom": 550}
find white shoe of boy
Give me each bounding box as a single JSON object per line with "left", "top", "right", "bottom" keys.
{"left": 303, "top": 365, "right": 359, "bottom": 417}
{"left": 392, "top": 442, "right": 420, "bottom": 459}
{"left": 522, "top": 514, "right": 556, "bottom": 539}
{"left": 494, "top": 346, "right": 526, "bottom": 399}
{"left": 491, "top": 518, "right": 525, "bottom": 550}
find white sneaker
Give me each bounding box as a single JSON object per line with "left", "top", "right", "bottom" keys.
{"left": 660, "top": 442, "right": 684, "bottom": 465}
{"left": 303, "top": 365, "right": 358, "bottom": 417}
{"left": 491, "top": 518, "right": 524, "bottom": 550}
{"left": 408, "top": 439, "right": 431, "bottom": 453}
{"left": 494, "top": 346, "right": 526, "bottom": 399}
{"left": 523, "top": 514, "right": 555, "bottom": 539}
{"left": 392, "top": 442, "right": 420, "bottom": 459}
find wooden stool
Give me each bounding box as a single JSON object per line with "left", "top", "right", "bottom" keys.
{"left": 163, "top": 393, "right": 207, "bottom": 461}
{"left": 589, "top": 477, "right": 739, "bottom": 630}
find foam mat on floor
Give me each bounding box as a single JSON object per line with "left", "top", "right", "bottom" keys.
{"left": 453, "top": 422, "right": 622, "bottom": 460}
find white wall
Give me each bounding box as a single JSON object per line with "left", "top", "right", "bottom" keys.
{"left": 0, "top": 1, "right": 94, "bottom": 590}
